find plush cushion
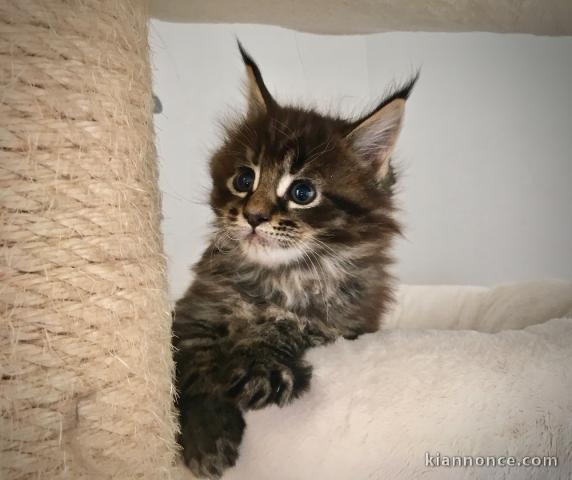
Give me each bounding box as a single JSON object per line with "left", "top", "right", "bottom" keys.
{"left": 174, "top": 281, "right": 572, "bottom": 479}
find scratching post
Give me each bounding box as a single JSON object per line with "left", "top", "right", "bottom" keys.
{"left": 0, "top": 1, "right": 177, "bottom": 478}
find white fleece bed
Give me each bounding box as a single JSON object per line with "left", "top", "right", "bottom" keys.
{"left": 177, "top": 281, "right": 572, "bottom": 480}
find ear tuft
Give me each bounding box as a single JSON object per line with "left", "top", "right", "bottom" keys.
{"left": 237, "top": 40, "right": 277, "bottom": 116}
{"left": 346, "top": 74, "right": 417, "bottom": 181}
{"left": 347, "top": 98, "right": 406, "bottom": 181}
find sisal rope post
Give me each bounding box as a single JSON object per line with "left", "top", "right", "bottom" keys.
{"left": 0, "top": 1, "right": 178, "bottom": 478}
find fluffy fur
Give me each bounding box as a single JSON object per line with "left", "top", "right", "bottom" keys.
{"left": 172, "top": 44, "right": 416, "bottom": 478}
{"left": 172, "top": 281, "right": 572, "bottom": 480}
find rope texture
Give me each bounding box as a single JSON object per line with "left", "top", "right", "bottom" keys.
{"left": 0, "top": 1, "right": 177, "bottom": 478}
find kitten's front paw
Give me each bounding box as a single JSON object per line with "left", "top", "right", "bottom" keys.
{"left": 179, "top": 394, "right": 245, "bottom": 479}
{"left": 225, "top": 352, "right": 312, "bottom": 410}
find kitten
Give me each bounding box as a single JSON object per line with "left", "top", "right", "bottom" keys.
{"left": 173, "top": 43, "right": 416, "bottom": 479}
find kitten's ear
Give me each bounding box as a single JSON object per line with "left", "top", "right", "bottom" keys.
{"left": 346, "top": 76, "right": 417, "bottom": 181}
{"left": 238, "top": 41, "right": 277, "bottom": 116}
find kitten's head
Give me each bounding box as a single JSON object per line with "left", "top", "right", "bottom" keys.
{"left": 209, "top": 43, "right": 416, "bottom": 268}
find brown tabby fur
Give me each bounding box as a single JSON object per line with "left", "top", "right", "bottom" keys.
{"left": 173, "top": 43, "right": 417, "bottom": 478}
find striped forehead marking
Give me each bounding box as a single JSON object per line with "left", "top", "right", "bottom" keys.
{"left": 275, "top": 150, "right": 295, "bottom": 198}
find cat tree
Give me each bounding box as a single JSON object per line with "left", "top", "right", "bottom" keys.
{"left": 0, "top": 1, "right": 176, "bottom": 478}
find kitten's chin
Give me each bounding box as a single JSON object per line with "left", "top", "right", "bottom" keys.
{"left": 239, "top": 237, "right": 302, "bottom": 267}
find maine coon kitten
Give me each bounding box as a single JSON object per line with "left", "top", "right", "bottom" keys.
{"left": 173, "top": 43, "right": 416, "bottom": 478}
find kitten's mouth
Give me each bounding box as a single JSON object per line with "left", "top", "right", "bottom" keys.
{"left": 244, "top": 230, "right": 273, "bottom": 248}
{"left": 237, "top": 228, "right": 302, "bottom": 266}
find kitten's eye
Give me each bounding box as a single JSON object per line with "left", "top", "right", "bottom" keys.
{"left": 233, "top": 167, "right": 255, "bottom": 193}
{"left": 289, "top": 181, "right": 316, "bottom": 205}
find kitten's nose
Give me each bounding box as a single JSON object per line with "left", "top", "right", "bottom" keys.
{"left": 244, "top": 211, "right": 270, "bottom": 229}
